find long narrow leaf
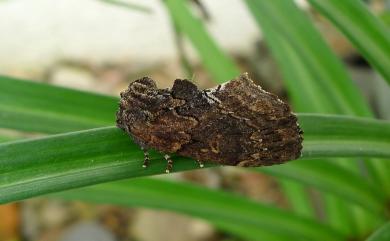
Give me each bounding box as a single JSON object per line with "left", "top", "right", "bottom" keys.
{"left": 245, "top": 3, "right": 372, "bottom": 226}
{"left": 0, "top": 77, "right": 339, "bottom": 240}
{"left": 0, "top": 76, "right": 117, "bottom": 133}
{"left": 0, "top": 135, "right": 16, "bottom": 143}
{"left": 244, "top": 0, "right": 386, "bottom": 234}
{"left": 307, "top": 0, "right": 390, "bottom": 85}
{"left": 366, "top": 222, "right": 390, "bottom": 241}
{"left": 1, "top": 114, "right": 389, "bottom": 205}
{"left": 245, "top": 0, "right": 372, "bottom": 116}
{"left": 52, "top": 178, "right": 345, "bottom": 241}
{"left": 247, "top": 13, "right": 326, "bottom": 219}
{"left": 163, "top": 0, "right": 240, "bottom": 83}
{"left": 261, "top": 160, "right": 387, "bottom": 215}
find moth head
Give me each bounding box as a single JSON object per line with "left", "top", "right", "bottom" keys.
{"left": 122, "top": 76, "right": 157, "bottom": 97}
{"left": 117, "top": 77, "right": 187, "bottom": 128}
{"left": 117, "top": 77, "right": 158, "bottom": 127}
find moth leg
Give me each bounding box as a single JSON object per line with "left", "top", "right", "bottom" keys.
{"left": 142, "top": 149, "right": 150, "bottom": 168}
{"left": 164, "top": 154, "right": 174, "bottom": 173}
{"left": 216, "top": 84, "right": 221, "bottom": 91}
{"left": 196, "top": 160, "right": 204, "bottom": 168}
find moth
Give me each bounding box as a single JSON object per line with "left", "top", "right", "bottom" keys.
{"left": 116, "top": 73, "right": 303, "bottom": 173}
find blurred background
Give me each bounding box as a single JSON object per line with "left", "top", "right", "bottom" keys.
{"left": 0, "top": 0, "right": 389, "bottom": 241}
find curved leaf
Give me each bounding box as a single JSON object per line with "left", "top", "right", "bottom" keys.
{"left": 0, "top": 75, "right": 117, "bottom": 133}
{"left": 52, "top": 178, "right": 345, "bottom": 241}
{"left": 163, "top": 0, "right": 240, "bottom": 83}
{"left": 307, "top": 0, "right": 390, "bottom": 85}
{"left": 366, "top": 222, "right": 390, "bottom": 241}
{"left": 260, "top": 160, "right": 387, "bottom": 215}
{"left": 244, "top": 0, "right": 388, "bottom": 234}
{"left": 1, "top": 115, "right": 389, "bottom": 205}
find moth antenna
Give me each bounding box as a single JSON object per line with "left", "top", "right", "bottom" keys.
{"left": 191, "top": 73, "right": 196, "bottom": 82}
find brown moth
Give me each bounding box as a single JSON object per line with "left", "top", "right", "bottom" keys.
{"left": 116, "top": 73, "right": 303, "bottom": 173}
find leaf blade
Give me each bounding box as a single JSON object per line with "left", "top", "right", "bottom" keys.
{"left": 53, "top": 178, "right": 345, "bottom": 241}
{"left": 261, "top": 160, "right": 387, "bottom": 215}
{"left": 366, "top": 222, "right": 390, "bottom": 241}
{"left": 1, "top": 114, "right": 389, "bottom": 207}
{"left": 307, "top": 0, "right": 390, "bottom": 85}
{"left": 0, "top": 75, "right": 117, "bottom": 133}
{"left": 163, "top": 0, "right": 240, "bottom": 83}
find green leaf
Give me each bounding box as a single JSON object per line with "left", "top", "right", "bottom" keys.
{"left": 307, "top": 0, "right": 390, "bottom": 85}
{"left": 0, "top": 76, "right": 345, "bottom": 240}
{"left": 1, "top": 75, "right": 387, "bottom": 239}
{"left": 366, "top": 222, "right": 390, "bottom": 241}
{"left": 10, "top": 76, "right": 390, "bottom": 158}
{"left": 247, "top": 17, "right": 324, "bottom": 220}
{"left": 0, "top": 75, "right": 117, "bottom": 133}
{"left": 261, "top": 160, "right": 387, "bottom": 215}
{"left": 298, "top": 114, "right": 390, "bottom": 159}
{"left": 0, "top": 135, "right": 15, "bottom": 143}
{"left": 5, "top": 77, "right": 389, "bottom": 159}
{"left": 1, "top": 114, "right": 389, "bottom": 205}
{"left": 51, "top": 178, "right": 345, "bottom": 241}
{"left": 380, "top": 11, "right": 390, "bottom": 27}
{"left": 244, "top": 0, "right": 372, "bottom": 117}
{"left": 163, "top": 0, "right": 240, "bottom": 83}
{"left": 244, "top": 2, "right": 370, "bottom": 219}
{"left": 244, "top": 0, "right": 388, "bottom": 234}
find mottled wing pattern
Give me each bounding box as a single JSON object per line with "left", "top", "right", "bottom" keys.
{"left": 212, "top": 74, "right": 303, "bottom": 166}
{"left": 117, "top": 74, "right": 303, "bottom": 168}
{"left": 116, "top": 77, "right": 197, "bottom": 153}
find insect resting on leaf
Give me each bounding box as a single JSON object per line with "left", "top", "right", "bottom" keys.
{"left": 116, "top": 73, "right": 303, "bottom": 173}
